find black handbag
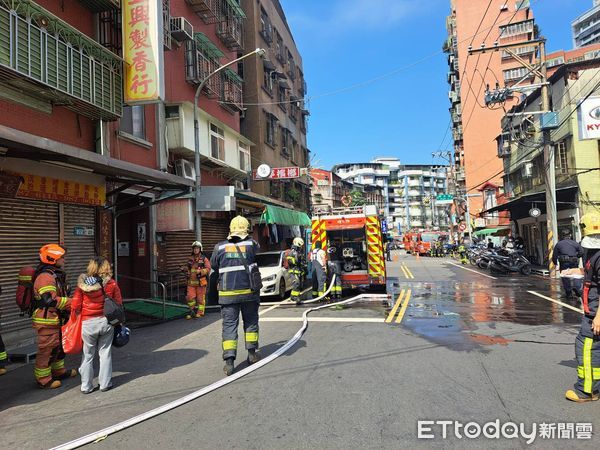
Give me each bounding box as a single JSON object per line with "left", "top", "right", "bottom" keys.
{"left": 234, "top": 243, "right": 263, "bottom": 292}
{"left": 102, "top": 286, "right": 126, "bottom": 326}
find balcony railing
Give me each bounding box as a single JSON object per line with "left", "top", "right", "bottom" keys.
{"left": 78, "top": 0, "right": 119, "bottom": 12}
{"left": 220, "top": 68, "right": 243, "bottom": 113}
{"left": 0, "top": 0, "right": 122, "bottom": 120}
{"left": 186, "top": 0, "right": 220, "bottom": 23}
{"left": 216, "top": 14, "right": 244, "bottom": 51}
{"left": 185, "top": 33, "right": 223, "bottom": 98}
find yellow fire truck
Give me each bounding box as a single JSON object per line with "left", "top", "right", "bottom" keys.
{"left": 311, "top": 205, "right": 387, "bottom": 290}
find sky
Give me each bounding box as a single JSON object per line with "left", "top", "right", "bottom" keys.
{"left": 280, "top": 0, "right": 589, "bottom": 170}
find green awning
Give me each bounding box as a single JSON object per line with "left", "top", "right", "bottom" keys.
{"left": 473, "top": 227, "right": 509, "bottom": 237}
{"left": 224, "top": 68, "right": 244, "bottom": 84}
{"left": 194, "top": 33, "right": 224, "bottom": 60}
{"left": 260, "top": 205, "right": 312, "bottom": 227}
{"left": 225, "top": 0, "right": 247, "bottom": 19}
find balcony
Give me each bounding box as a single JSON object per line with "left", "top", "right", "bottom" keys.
{"left": 220, "top": 68, "right": 243, "bottom": 113}
{"left": 216, "top": 0, "right": 245, "bottom": 51}
{"left": 185, "top": 33, "right": 223, "bottom": 98}
{"left": 0, "top": 0, "right": 122, "bottom": 120}
{"left": 78, "top": 0, "right": 119, "bottom": 12}
{"left": 186, "top": 0, "right": 220, "bottom": 24}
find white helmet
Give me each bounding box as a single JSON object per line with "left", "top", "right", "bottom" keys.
{"left": 191, "top": 241, "right": 202, "bottom": 249}
{"left": 293, "top": 237, "right": 305, "bottom": 247}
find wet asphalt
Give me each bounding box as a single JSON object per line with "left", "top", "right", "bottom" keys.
{"left": 1, "top": 251, "right": 599, "bottom": 449}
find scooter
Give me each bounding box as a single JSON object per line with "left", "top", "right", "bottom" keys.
{"left": 488, "top": 250, "right": 532, "bottom": 275}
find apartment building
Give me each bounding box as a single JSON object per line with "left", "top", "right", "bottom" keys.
{"left": 310, "top": 169, "right": 350, "bottom": 214}
{"left": 241, "top": 0, "right": 310, "bottom": 213}
{"left": 333, "top": 161, "right": 391, "bottom": 216}
{"left": 444, "top": 0, "right": 538, "bottom": 229}
{"left": 572, "top": 0, "right": 600, "bottom": 48}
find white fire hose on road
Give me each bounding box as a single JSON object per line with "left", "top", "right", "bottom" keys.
{"left": 52, "top": 277, "right": 385, "bottom": 450}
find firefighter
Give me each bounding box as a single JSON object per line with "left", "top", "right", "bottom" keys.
{"left": 566, "top": 212, "right": 600, "bottom": 402}
{"left": 210, "top": 216, "right": 261, "bottom": 376}
{"left": 327, "top": 258, "right": 343, "bottom": 301}
{"left": 552, "top": 229, "right": 584, "bottom": 299}
{"left": 286, "top": 237, "right": 306, "bottom": 304}
{"left": 33, "top": 244, "right": 77, "bottom": 389}
{"left": 311, "top": 241, "right": 327, "bottom": 300}
{"left": 458, "top": 240, "right": 468, "bottom": 265}
{"left": 184, "top": 241, "right": 211, "bottom": 319}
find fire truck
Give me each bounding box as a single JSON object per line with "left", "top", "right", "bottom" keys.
{"left": 311, "top": 205, "right": 386, "bottom": 290}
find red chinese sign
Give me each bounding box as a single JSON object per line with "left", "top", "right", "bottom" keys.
{"left": 123, "top": 0, "right": 163, "bottom": 103}
{"left": 253, "top": 166, "right": 301, "bottom": 180}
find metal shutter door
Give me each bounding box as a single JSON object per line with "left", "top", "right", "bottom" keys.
{"left": 0, "top": 198, "right": 59, "bottom": 332}
{"left": 63, "top": 205, "right": 96, "bottom": 287}
{"left": 201, "top": 218, "right": 229, "bottom": 255}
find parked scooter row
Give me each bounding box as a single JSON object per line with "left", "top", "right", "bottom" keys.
{"left": 468, "top": 245, "right": 532, "bottom": 275}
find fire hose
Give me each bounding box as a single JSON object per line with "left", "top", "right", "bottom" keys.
{"left": 52, "top": 277, "right": 385, "bottom": 450}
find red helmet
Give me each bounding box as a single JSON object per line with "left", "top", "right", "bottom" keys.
{"left": 39, "top": 244, "right": 66, "bottom": 265}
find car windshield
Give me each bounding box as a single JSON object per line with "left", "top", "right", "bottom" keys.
{"left": 420, "top": 233, "right": 439, "bottom": 243}
{"left": 256, "top": 253, "right": 281, "bottom": 268}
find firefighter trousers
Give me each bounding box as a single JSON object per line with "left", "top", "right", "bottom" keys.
{"left": 312, "top": 263, "right": 326, "bottom": 299}
{"left": 187, "top": 286, "right": 206, "bottom": 316}
{"left": 221, "top": 301, "right": 259, "bottom": 360}
{"left": 290, "top": 270, "right": 303, "bottom": 301}
{"left": 574, "top": 333, "right": 600, "bottom": 396}
{"left": 35, "top": 329, "right": 67, "bottom": 386}
{"left": 0, "top": 332, "right": 7, "bottom": 369}
{"left": 330, "top": 274, "right": 342, "bottom": 299}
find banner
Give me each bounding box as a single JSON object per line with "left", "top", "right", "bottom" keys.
{"left": 577, "top": 96, "right": 600, "bottom": 140}
{"left": 16, "top": 173, "right": 105, "bottom": 206}
{"left": 122, "top": 0, "right": 164, "bottom": 104}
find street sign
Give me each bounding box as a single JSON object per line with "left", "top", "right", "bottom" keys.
{"left": 458, "top": 222, "right": 467, "bottom": 232}
{"left": 256, "top": 164, "right": 272, "bottom": 178}
{"left": 436, "top": 193, "right": 454, "bottom": 205}
{"left": 381, "top": 220, "right": 388, "bottom": 233}
{"left": 423, "top": 196, "right": 431, "bottom": 206}
{"left": 529, "top": 207, "right": 541, "bottom": 218}
{"left": 253, "top": 166, "right": 301, "bottom": 180}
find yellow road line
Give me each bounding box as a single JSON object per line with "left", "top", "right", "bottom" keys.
{"left": 385, "top": 290, "right": 405, "bottom": 323}
{"left": 395, "top": 289, "right": 412, "bottom": 324}
{"left": 400, "top": 265, "right": 409, "bottom": 279}
{"left": 402, "top": 263, "right": 415, "bottom": 279}
{"left": 527, "top": 290, "right": 584, "bottom": 314}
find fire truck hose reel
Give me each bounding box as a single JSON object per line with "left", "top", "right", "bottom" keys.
{"left": 52, "top": 276, "right": 372, "bottom": 450}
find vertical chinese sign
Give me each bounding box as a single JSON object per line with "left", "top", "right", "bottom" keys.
{"left": 122, "top": 0, "right": 164, "bottom": 103}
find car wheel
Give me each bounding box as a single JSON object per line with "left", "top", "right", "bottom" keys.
{"left": 278, "top": 280, "right": 286, "bottom": 300}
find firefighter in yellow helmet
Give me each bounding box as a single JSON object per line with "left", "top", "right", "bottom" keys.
{"left": 210, "top": 216, "right": 261, "bottom": 376}
{"left": 566, "top": 212, "right": 600, "bottom": 402}
{"left": 183, "top": 241, "right": 211, "bottom": 319}
{"left": 286, "top": 237, "right": 306, "bottom": 304}
{"left": 33, "top": 244, "right": 77, "bottom": 389}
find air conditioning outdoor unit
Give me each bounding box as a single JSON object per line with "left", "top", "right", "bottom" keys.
{"left": 175, "top": 159, "right": 196, "bottom": 181}
{"left": 234, "top": 180, "right": 245, "bottom": 190}
{"left": 521, "top": 162, "right": 534, "bottom": 178}
{"left": 171, "top": 17, "right": 194, "bottom": 42}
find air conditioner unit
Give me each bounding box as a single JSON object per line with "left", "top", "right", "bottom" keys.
{"left": 175, "top": 159, "right": 196, "bottom": 181}
{"left": 171, "top": 17, "right": 194, "bottom": 42}
{"left": 522, "top": 162, "right": 534, "bottom": 178}
{"left": 234, "top": 180, "right": 245, "bottom": 190}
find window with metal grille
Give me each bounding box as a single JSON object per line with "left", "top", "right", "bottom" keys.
{"left": 556, "top": 141, "right": 569, "bottom": 175}
{"left": 499, "top": 19, "right": 534, "bottom": 38}
{"left": 98, "top": 9, "right": 122, "bottom": 56}
{"left": 265, "top": 112, "right": 277, "bottom": 147}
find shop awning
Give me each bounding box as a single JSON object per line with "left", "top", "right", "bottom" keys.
{"left": 260, "top": 205, "right": 311, "bottom": 227}
{"left": 473, "top": 227, "right": 509, "bottom": 237}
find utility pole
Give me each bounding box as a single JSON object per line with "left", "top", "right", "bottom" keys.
{"left": 469, "top": 38, "right": 558, "bottom": 277}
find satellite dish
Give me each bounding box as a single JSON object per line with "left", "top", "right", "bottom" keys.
{"left": 257, "top": 164, "right": 272, "bottom": 178}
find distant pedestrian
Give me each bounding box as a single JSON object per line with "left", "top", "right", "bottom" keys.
{"left": 385, "top": 241, "right": 392, "bottom": 262}
{"left": 71, "top": 257, "right": 123, "bottom": 394}
{"left": 488, "top": 239, "right": 494, "bottom": 250}
{"left": 552, "top": 229, "right": 584, "bottom": 299}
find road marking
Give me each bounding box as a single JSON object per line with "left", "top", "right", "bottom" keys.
{"left": 385, "top": 290, "right": 406, "bottom": 323}
{"left": 260, "top": 317, "right": 385, "bottom": 323}
{"left": 402, "top": 263, "right": 415, "bottom": 279}
{"left": 448, "top": 262, "right": 498, "bottom": 280}
{"left": 395, "top": 289, "right": 412, "bottom": 324}
{"left": 400, "top": 265, "right": 409, "bottom": 279}
{"left": 527, "top": 290, "right": 584, "bottom": 314}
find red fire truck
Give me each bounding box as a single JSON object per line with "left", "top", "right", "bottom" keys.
{"left": 311, "top": 205, "right": 386, "bottom": 290}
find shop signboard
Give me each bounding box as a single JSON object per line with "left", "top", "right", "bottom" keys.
{"left": 16, "top": 172, "right": 105, "bottom": 206}
{"left": 578, "top": 96, "right": 600, "bottom": 140}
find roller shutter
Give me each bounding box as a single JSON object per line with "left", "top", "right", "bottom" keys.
{"left": 0, "top": 198, "right": 59, "bottom": 332}
{"left": 201, "top": 218, "right": 229, "bottom": 254}
{"left": 63, "top": 205, "right": 97, "bottom": 287}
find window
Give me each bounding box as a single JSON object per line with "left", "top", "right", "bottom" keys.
{"left": 280, "top": 126, "right": 290, "bottom": 154}
{"left": 239, "top": 142, "right": 251, "bottom": 172}
{"left": 556, "top": 141, "right": 568, "bottom": 175}
{"left": 260, "top": 8, "right": 273, "bottom": 43}
{"left": 503, "top": 67, "right": 532, "bottom": 82}
{"left": 278, "top": 83, "right": 287, "bottom": 110}
{"left": 275, "top": 32, "right": 284, "bottom": 63}
{"left": 499, "top": 19, "right": 534, "bottom": 38}
{"left": 120, "top": 106, "right": 145, "bottom": 139}
{"left": 263, "top": 68, "right": 274, "bottom": 94}
{"left": 210, "top": 124, "right": 225, "bottom": 160}
{"left": 484, "top": 189, "right": 498, "bottom": 217}
{"left": 287, "top": 51, "right": 296, "bottom": 79}
{"left": 265, "top": 112, "right": 277, "bottom": 147}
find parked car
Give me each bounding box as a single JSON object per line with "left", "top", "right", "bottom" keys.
{"left": 256, "top": 251, "right": 294, "bottom": 299}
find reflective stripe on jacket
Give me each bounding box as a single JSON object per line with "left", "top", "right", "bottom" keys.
{"left": 210, "top": 238, "right": 260, "bottom": 305}
{"left": 186, "top": 255, "right": 211, "bottom": 287}
{"left": 32, "top": 268, "right": 70, "bottom": 329}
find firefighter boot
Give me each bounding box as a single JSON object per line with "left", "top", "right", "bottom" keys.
{"left": 223, "top": 358, "right": 235, "bottom": 376}
{"left": 247, "top": 349, "right": 260, "bottom": 365}
{"left": 186, "top": 307, "right": 197, "bottom": 320}
{"left": 565, "top": 389, "right": 600, "bottom": 403}
{"left": 57, "top": 369, "right": 78, "bottom": 380}
{"left": 0, "top": 368, "right": 7, "bottom": 376}
{"left": 39, "top": 379, "right": 62, "bottom": 389}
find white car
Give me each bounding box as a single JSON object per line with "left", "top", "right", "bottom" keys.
{"left": 256, "top": 251, "right": 294, "bottom": 299}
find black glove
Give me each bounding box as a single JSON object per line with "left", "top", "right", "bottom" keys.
{"left": 40, "top": 293, "right": 57, "bottom": 308}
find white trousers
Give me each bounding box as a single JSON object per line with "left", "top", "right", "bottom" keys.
{"left": 80, "top": 317, "right": 114, "bottom": 391}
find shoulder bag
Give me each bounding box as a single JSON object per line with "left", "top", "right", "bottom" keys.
{"left": 234, "top": 243, "right": 263, "bottom": 292}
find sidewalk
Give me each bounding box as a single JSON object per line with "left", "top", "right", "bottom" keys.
{"left": 0, "top": 311, "right": 299, "bottom": 449}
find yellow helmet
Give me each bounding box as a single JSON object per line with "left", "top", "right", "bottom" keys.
{"left": 229, "top": 215, "right": 250, "bottom": 239}
{"left": 580, "top": 212, "right": 600, "bottom": 237}
{"left": 293, "top": 237, "right": 304, "bottom": 247}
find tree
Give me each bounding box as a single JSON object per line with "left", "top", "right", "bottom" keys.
{"left": 350, "top": 190, "right": 366, "bottom": 206}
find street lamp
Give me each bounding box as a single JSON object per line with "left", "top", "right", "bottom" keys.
{"left": 193, "top": 48, "right": 266, "bottom": 240}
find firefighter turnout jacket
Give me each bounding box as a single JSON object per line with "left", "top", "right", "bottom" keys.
{"left": 285, "top": 246, "right": 305, "bottom": 275}
{"left": 210, "top": 238, "right": 260, "bottom": 305}
{"left": 32, "top": 265, "right": 71, "bottom": 329}
{"left": 186, "top": 255, "right": 211, "bottom": 287}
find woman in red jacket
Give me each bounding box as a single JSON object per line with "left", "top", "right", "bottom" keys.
{"left": 71, "top": 257, "right": 123, "bottom": 394}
